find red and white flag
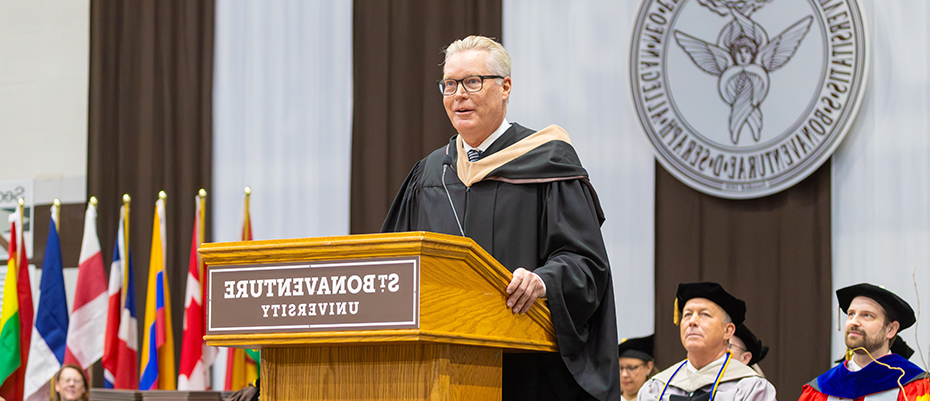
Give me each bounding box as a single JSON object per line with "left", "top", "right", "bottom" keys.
{"left": 102, "top": 202, "right": 138, "bottom": 388}
{"left": 63, "top": 200, "right": 108, "bottom": 369}
{"left": 178, "top": 192, "right": 216, "bottom": 389}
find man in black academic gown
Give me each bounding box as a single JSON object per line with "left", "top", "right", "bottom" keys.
{"left": 730, "top": 324, "right": 769, "bottom": 377}
{"left": 381, "top": 35, "right": 620, "bottom": 401}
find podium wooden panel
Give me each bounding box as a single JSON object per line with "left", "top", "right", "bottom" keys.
{"left": 202, "top": 232, "right": 557, "bottom": 401}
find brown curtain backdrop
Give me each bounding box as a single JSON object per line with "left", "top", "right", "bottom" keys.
{"left": 654, "top": 162, "right": 833, "bottom": 401}
{"left": 350, "top": 0, "right": 503, "bottom": 234}
{"left": 87, "top": 0, "right": 215, "bottom": 384}
{"left": 31, "top": 203, "right": 85, "bottom": 270}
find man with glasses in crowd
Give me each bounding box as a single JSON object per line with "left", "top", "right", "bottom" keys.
{"left": 730, "top": 324, "right": 768, "bottom": 377}
{"left": 382, "top": 35, "right": 620, "bottom": 401}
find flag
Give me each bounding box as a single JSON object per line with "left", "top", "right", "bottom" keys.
{"left": 103, "top": 202, "right": 138, "bottom": 389}
{"left": 0, "top": 201, "right": 33, "bottom": 401}
{"left": 223, "top": 189, "right": 259, "bottom": 391}
{"left": 63, "top": 200, "right": 109, "bottom": 370}
{"left": 24, "top": 204, "right": 69, "bottom": 401}
{"left": 102, "top": 207, "right": 123, "bottom": 388}
{"left": 178, "top": 191, "right": 215, "bottom": 389}
{"left": 139, "top": 196, "right": 176, "bottom": 390}
{"left": 0, "top": 204, "right": 27, "bottom": 397}
{"left": 224, "top": 349, "right": 258, "bottom": 391}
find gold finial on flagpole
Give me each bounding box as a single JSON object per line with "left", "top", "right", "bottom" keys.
{"left": 199, "top": 188, "right": 207, "bottom": 198}
{"left": 159, "top": 190, "right": 167, "bottom": 200}
{"left": 17, "top": 198, "right": 24, "bottom": 237}
{"left": 123, "top": 194, "right": 131, "bottom": 205}
{"left": 243, "top": 186, "right": 252, "bottom": 241}
{"left": 53, "top": 198, "right": 61, "bottom": 231}
{"left": 90, "top": 196, "right": 98, "bottom": 207}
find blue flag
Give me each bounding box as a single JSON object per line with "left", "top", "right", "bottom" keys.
{"left": 35, "top": 221, "right": 69, "bottom": 361}
{"left": 24, "top": 208, "right": 70, "bottom": 400}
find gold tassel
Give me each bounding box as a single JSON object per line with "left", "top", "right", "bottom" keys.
{"left": 845, "top": 347, "right": 854, "bottom": 361}
{"left": 673, "top": 298, "right": 680, "bottom": 325}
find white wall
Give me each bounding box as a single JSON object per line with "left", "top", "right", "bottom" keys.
{"left": 831, "top": 0, "right": 930, "bottom": 364}
{"left": 504, "top": 1, "right": 657, "bottom": 339}
{"left": 0, "top": 0, "right": 89, "bottom": 200}
{"left": 212, "top": 0, "right": 353, "bottom": 244}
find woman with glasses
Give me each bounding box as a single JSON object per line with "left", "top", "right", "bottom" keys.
{"left": 619, "top": 335, "right": 659, "bottom": 401}
{"left": 52, "top": 364, "right": 88, "bottom": 401}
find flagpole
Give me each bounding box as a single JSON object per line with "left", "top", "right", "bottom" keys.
{"left": 121, "top": 194, "right": 131, "bottom": 310}
{"left": 90, "top": 196, "right": 98, "bottom": 216}
{"left": 243, "top": 187, "right": 251, "bottom": 240}
{"left": 18, "top": 198, "right": 24, "bottom": 239}
{"left": 198, "top": 189, "right": 206, "bottom": 276}
{"left": 123, "top": 194, "right": 131, "bottom": 250}
{"left": 159, "top": 191, "right": 167, "bottom": 269}
{"left": 53, "top": 199, "right": 60, "bottom": 232}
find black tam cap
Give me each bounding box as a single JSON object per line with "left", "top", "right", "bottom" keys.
{"left": 675, "top": 282, "right": 746, "bottom": 326}
{"left": 734, "top": 324, "right": 769, "bottom": 366}
{"left": 618, "top": 335, "right": 655, "bottom": 362}
{"left": 891, "top": 335, "right": 915, "bottom": 359}
{"left": 836, "top": 283, "right": 916, "bottom": 331}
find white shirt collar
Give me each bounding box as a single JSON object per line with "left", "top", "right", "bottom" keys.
{"left": 686, "top": 352, "right": 729, "bottom": 373}
{"left": 462, "top": 119, "right": 510, "bottom": 153}
{"left": 847, "top": 352, "right": 891, "bottom": 372}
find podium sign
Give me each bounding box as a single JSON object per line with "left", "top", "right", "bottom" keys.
{"left": 208, "top": 257, "right": 419, "bottom": 334}
{"left": 201, "top": 232, "right": 557, "bottom": 400}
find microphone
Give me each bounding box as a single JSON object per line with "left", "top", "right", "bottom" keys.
{"left": 441, "top": 153, "right": 465, "bottom": 236}
{"left": 442, "top": 153, "right": 455, "bottom": 168}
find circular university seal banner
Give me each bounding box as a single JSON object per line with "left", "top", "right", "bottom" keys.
{"left": 631, "top": 0, "right": 867, "bottom": 198}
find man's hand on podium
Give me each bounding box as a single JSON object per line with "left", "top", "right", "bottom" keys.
{"left": 506, "top": 268, "right": 547, "bottom": 315}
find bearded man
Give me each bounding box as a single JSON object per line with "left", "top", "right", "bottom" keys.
{"left": 798, "top": 283, "right": 929, "bottom": 401}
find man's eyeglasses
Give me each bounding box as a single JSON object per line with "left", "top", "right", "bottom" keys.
{"left": 619, "top": 363, "right": 645, "bottom": 374}
{"left": 436, "top": 75, "right": 504, "bottom": 96}
{"left": 728, "top": 343, "right": 747, "bottom": 353}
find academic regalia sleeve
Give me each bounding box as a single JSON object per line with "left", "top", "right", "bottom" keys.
{"left": 900, "top": 375, "right": 930, "bottom": 401}
{"left": 798, "top": 384, "right": 828, "bottom": 401}
{"left": 638, "top": 378, "right": 666, "bottom": 401}
{"left": 533, "top": 178, "right": 620, "bottom": 400}
{"left": 731, "top": 377, "right": 777, "bottom": 401}
{"left": 381, "top": 159, "right": 423, "bottom": 233}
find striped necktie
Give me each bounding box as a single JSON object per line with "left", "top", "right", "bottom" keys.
{"left": 467, "top": 149, "right": 482, "bottom": 162}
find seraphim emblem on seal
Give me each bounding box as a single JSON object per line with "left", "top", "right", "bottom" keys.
{"left": 631, "top": 0, "right": 868, "bottom": 199}
{"left": 673, "top": 1, "right": 812, "bottom": 144}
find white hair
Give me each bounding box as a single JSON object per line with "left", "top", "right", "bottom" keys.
{"left": 443, "top": 35, "right": 511, "bottom": 77}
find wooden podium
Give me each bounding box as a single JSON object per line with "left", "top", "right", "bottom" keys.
{"left": 201, "top": 232, "right": 557, "bottom": 400}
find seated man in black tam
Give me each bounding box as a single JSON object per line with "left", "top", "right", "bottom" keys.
{"left": 639, "top": 282, "right": 776, "bottom": 401}
{"left": 799, "top": 283, "right": 929, "bottom": 401}
{"left": 730, "top": 324, "right": 768, "bottom": 377}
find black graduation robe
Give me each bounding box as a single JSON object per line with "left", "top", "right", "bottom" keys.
{"left": 381, "top": 122, "right": 621, "bottom": 401}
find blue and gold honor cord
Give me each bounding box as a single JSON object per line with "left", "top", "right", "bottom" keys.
{"left": 658, "top": 351, "right": 732, "bottom": 401}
